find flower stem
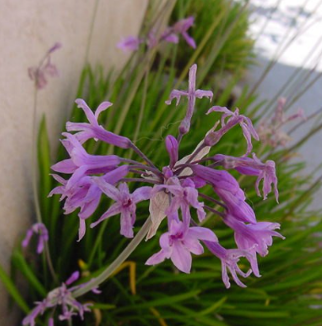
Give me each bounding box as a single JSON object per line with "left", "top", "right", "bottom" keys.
{"left": 72, "top": 217, "right": 151, "bottom": 298}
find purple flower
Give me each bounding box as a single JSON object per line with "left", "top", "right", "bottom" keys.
{"left": 117, "top": 36, "right": 143, "bottom": 52}
{"left": 22, "top": 271, "right": 96, "bottom": 326}
{"left": 165, "top": 135, "right": 179, "bottom": 168}
{"left": 258, "top": 98, "right": 306, "bottom": 147}
{"left": 153, "top": 177, "right": 206, "bottom": 223}
{"left": 165, "top": 64, "right": 213, "bottom": 138}
{"left": 225, "top": 214, "right": 284, "bottom": 257}
{"left": 90, "top": 179, "right": 152, "bottom": 238}
{"left": 67, "top": 99, "right": 131, "bottom": 148}
{"left": 204, "top": 241, "right": 252, "bottom": 288}
{"left": 205, "top": 106, "right": 259, "bottom": 155}
{"left": 162, "top": 17, "right": 196, "bottom": 48}
{"left": 191, "top": 165, "right": 245, "bottom": 199}
{"left": 146, "top": 219, "right": 217, "bottom": 273}
{"left": 171, "top": 16, "right": 196, "bottom": 48}
{"left": 120, "top": 16, "right": 196, "bottom": 51}
{"left": 22, "top": 223, "right": 49, "bottom": 254}
{"left": 28, "top": 42, "right": 62, "bottom": 90}
{"left": 49, "top": 166, "right": 129, "bottom": 241}
{"left": 190, "top": 165, "right": 257, "bottom": 224}
{"left": 214, "top": 153, "right": 279, "bottom": 202}
{"left": 51, "top": 132, "right": 121, "bottom": 190}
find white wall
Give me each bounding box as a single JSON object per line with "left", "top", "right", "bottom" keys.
{"left": 0, "top": 0, "right": 147, "bottom": 322}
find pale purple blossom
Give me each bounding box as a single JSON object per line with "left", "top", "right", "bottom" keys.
{"left": 22, "top": 223, "right": 49, "bottom": 254}
{"left": 117, "top": 36, "right": 143, "bottom": 52}
{"left": 258, "top": 97, "right": 306, "bottom": 147}
{"left": 152, "top": 177, "right": 206, "bottom": 223}
{"left": 49, "top": 166, "right": 129, "bottom": 241}
{"left": 161, "top": 16, "right": 196, "bottom": 48}
{"left": 205, "top": 106, "right": 259, "bottom": 155}
{"left": 67, "top": 99, "right": 131, "bottom": 148}
{"left": 214, "top": 153, "right": 279, "bottom": 202}
{"left": 28, "top": 42, "right": 61, "bottom": 90}
{"left": 165, "top": 135, "right": 179, "bottom": 168}
{"left": 118, "top": 17, "right": 196, "bottom": 52}
{"left": 225, "top": 214, "right": 285, "bottom": 257}
{"left": 22, "top": 271, "right": 96, "bottom": 326}
{"left": 204, "top": 241, "right": 253, "bottom": 288}
{"left": 90, "top": 179, "right": 152, "bottom": 238}
{"left": 165, "top": 64, "right": 213, "bottom": 138}
{"left": 51, "top": 132, "right": 121, "bottom": 191}
{"left": 146, "top": 219, "right": 217, "bottom": 273}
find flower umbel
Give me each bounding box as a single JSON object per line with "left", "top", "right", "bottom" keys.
{"left": 22, "top": 271, "right": 98, "bottom": 326}
{"left": 48, "top": 63, "right": 283, "bottom": 295}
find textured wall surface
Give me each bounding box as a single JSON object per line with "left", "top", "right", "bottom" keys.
{"left": 0, "top": 0, "right": 147, "bottom": 323}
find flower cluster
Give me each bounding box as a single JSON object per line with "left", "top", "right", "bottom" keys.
{"left": 117, "top": 17, "right": 196, "bottom": 52}
{"left": 28, "top": 42, "right": 62, "bottom": 90}
{"left": 22, "top": 271, "right": 100, "bottom": 326}
{"left": 257, "top": 97, "right": 305, "bottom": 147}
{"left": 50, "top": 64, "right": 283, "bottom": 289}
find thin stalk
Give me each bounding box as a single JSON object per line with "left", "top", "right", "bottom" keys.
{"left": 204, "top": 205, "right": 224, "bottom": 218}
{"left": 120, "top": 178, "right": 160, "bottom": 185}
{"left": 31, "top": 88, "right": 58, "bottom": 284}
{"left": 247, "top": 0, "right": 321, "bottom": 102}
{"left": 289, "top": 106, "right": 322, "bottom": 135}
{"left": 198, "top": 193, "right": 227, "bottom": 209}
{"left": 73, "top": 216, "right": 151, "bottom": 298}
{"left": 277, "top": 121, "right": 322, "bottom": 162}
{"left": 259, "top": 36, "right": 322, "bottom": 116}
{"left": 84, "top": 0, "right": 100, "bottom": 65}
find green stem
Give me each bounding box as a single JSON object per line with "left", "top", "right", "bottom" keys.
{"left": 73, "top": 216, "right": 151, "bottom": 298}
{"left": 32, "top": 88, "right": 58, "bottom": 284}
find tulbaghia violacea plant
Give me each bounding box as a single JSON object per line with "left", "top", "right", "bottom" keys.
{"left": 26, "top": 63, "right": 284, "bottom": 324}
{"left": 117, "top": 16, "right": 196, "bottom": 52}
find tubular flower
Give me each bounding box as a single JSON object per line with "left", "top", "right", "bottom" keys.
{"left": 49, "top": 64, "right": 283, "bottom": 290}
{"left": 22, "top": 223, "right": 49, "bottom": 254}
{"left": 146, "top": 218, "right": 217, "bottom": 273}
{"left": 117, "top": 16, "right": 197, "bottom": 52}
{"left": 213, "top": 153, "right": 279, "bottom": 202}
{"left": 90, "top": 180, "right": 152, "bottom": 238}
{"left": 165, "top": 64, "right": 213, "bottom": 137}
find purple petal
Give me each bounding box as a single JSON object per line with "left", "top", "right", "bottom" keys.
{"left": 66, "top": 271, "right": 80, "bottom": 285}
{"left": 90, "top": 203, "right": 122, "bottom": 228}
{"left": 183, "top": 237, "right": 204, "bottom": 255}
{"left": 165, "top": 135, "right": 179, "bottom": 167}
{"left": 146, "top": 249, "right": 169, "bottom": 266}
{"left": 171, "top": 242, "right": 192, "bottom": 273}
{"left": 120, "top": 209, "right": 134, "bottom": 238}
{"left": 187, "top": 227, "right": 218, "bottom": 242}
{"left": 132, "top": 186, "right": 152, "bottom": 203}
{"left": 51, "top": 159, "right": 77, "bottom": 173}
{"left": 93, "top": 178, "right": 120, "bottom": 201}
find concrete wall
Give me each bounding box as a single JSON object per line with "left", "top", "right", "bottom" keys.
{"left": 0, "top": 0, "right": 147, "bottom": 322}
